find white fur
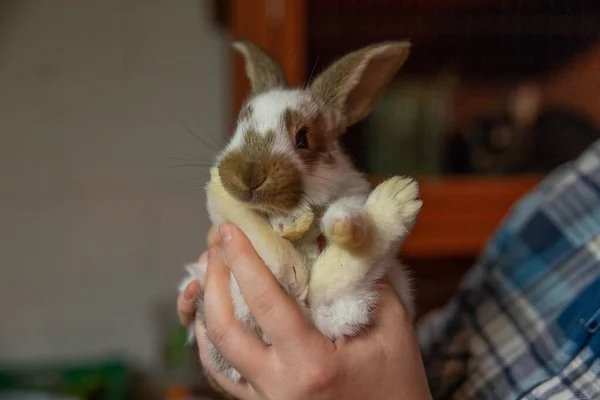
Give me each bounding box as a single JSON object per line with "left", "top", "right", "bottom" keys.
{"left": 309, "top": 177, "right": 422, "bottom": 339}
{"left": 179, "top": 261, "right": 207, "bottom": 294}
{"left": 221, "top": 89, "right": 312, "bottom": 169}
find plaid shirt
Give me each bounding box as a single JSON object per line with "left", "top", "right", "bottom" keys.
{"left": 417, "top": 140, "right": 600, "bottom": 399}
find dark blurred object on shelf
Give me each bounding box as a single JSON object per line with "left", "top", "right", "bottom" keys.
{"left": 365, "top": 75, "right": 457, "bottom": 176}
{"left": 442, "top": 84, "right": 600, "bottom": 174}
{"left": 305, "top": 0, "right": 600, "bottom": 175}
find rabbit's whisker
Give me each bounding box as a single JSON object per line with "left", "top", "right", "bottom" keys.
{"left": 174, "top": 121, "right": 219, "bottom": 151}
{"left": 165, "top": 163, "right": 212, "bottom": 169}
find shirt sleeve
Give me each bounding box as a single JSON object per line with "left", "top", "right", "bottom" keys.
{"left": 417, "top": 140, "right": 600, "bottom": 399}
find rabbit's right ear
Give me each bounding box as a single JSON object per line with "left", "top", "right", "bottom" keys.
{"left": 232, "top": 40, "right": 288, "bottom": 95}
{"left": 310, "top": 41, "right": 410, "bottom": 128}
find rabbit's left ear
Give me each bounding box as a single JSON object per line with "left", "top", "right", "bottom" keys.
{"left": 233, "top": 40, "right": 288, "bottom": 95}
{"left": 310, "top": 41, "right": 410, "bottom": 128}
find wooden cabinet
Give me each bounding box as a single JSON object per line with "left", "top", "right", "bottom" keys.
{"left": 218, "top": 0, "right": 557, "bottom": 313}
{"left": 374, "top": 175, "right": 541, "bottom": 315}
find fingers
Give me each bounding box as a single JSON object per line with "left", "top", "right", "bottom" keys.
{"left": 177, "top": 279, "right": 200, "bottom": 326}
{"left": 370, "top": 283, "right": 413, "bottom": 341}
{"left": 207, "top": 225, "right": 220, "bottom": 248}
{"left": 217, "top": 223, "right": 329, "bottom": 355}
{"left": 203, "top": 246, "right": 270, "bottom": 381}
{"left": 196, "top": 321, "right": 258, "bottom": 400}
{"left": 177, "top": 250, "right": 210, "bottom": 326}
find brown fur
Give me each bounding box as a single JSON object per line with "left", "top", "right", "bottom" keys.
{"left": 218, "top": 129, "right": 303, "bottom": 212}
{"left": 233, "top": 41, "right": 288, "bottom": 95}
{"left": 310, "top": 41, "right": 410, "bottom": 127}
{"left": 238, "top": 103, "right": 253, "bottom": 122}
{"left": 282, "top": 108, "right": 336, "bottom": 170}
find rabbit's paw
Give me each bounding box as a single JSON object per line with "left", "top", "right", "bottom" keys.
{"left": 322, "top": 203, "right": 369, "bottom": 248}
{"left": 365, "top": 177, "right": 422, "bottom": 243}
{"left": 271, "top": 209, "right": 314, "bottom": 241}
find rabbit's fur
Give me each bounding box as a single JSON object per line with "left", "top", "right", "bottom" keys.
{"left": 179, "top": 40, "right": 422, "bottom": 382}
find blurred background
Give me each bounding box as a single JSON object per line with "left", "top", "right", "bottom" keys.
{"left": 0, "top": 0, "right": 598, "bottom": 399}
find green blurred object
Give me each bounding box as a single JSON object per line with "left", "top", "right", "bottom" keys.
{"left": 367, "top": 74, "right": 457, "bottom": 176}
{"left": 164, "top": 323, "right": 192, "bottom": 370}
{"left": 0, "top": 359, "right": 131, "bottom": 400}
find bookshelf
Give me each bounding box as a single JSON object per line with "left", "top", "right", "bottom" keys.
{"left": 370, "top": 175, "right": 543, "bottom": 259}
{"left": 211, "top": 0, "right": 596, "bottom": 312}
{"left": 217, "top": 0, "right": 552, "bottom": 252}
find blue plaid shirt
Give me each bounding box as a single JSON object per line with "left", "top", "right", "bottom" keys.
{"left": 417, "top": 140, "right": 600, "bottom": 399}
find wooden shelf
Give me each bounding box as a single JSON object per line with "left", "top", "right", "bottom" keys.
{"left": 370, "top": 175, "right": 543, "bottom": 259}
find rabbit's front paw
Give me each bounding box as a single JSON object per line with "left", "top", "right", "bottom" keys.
{"left": 365, "top": 177, "right": 422, "bottom": 243}
{"left": 322, "top": 204, "right": 369, "bottom": 248}
{"left": 271, "top": 209, "right": 314, "bottom": 241}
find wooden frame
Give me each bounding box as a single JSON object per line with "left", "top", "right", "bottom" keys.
{"left": 371, "top": 175, "right": 543, "bottom": 259}
{"left": 228, "top": 0, "right": 306, "bottom": 122}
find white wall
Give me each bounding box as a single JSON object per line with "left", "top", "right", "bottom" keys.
{"left": 0, "top": 0, "right": 227, "bottom": 374}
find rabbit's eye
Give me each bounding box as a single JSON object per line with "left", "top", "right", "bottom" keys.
{"left": 295, "top": 127, "right": 309, "bottom": 149}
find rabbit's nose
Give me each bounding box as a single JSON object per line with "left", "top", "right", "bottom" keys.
{"left": 239, "top": 188, "right": 263, "bottom": 203}
{"left": 239, "top": 162, "right": 267, "bottom": 202}
{"left": 242, "top": 162, "right": 267, "bottom": 190}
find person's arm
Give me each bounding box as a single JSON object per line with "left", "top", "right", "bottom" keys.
{"left": 178, "top": 223, "right": 432, "bottom": 400}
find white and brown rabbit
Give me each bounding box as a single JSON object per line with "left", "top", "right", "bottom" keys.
{"left": 179, "top": 40, "right": 422, "bottom": 383}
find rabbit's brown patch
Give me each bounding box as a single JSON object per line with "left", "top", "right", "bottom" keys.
{"left": 283, "top": 108, "right": 336, "bottom": 169}
{"left": 243, "top": 128, "right": 275, "bottom": 158}
{"left": 218, "top": 128, "right": 303, "bottom": 213}
{"left": 312, "top": 112, "right": 337, "bottom": 166}
{"left": 310, "top": 41, "right": 410, "bottom": 127}
{"left": 239, "top": 103, "right": 253, "bottom": 122}
{"left": 233, "top": 40, "right": 288, "bottom": 95}
{"left": 283, "top": 107, "right": 300, "bottom": 134}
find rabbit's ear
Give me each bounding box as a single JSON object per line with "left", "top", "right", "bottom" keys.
{"left": 310, "top": 41, "right": 410, "bottom": 127}
{"left": 232, "top": 40, "right": 288, "bottom": 95}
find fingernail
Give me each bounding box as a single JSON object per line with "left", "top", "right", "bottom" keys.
{"left": 207, "top": 248, "right": 217, "bottom": 261}
{"left": 219, "top": 224, "right": 232, "bottom": 244}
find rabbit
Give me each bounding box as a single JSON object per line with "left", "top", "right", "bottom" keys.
{"left": 178, "top": 39, "right": 422, "bottom": 383}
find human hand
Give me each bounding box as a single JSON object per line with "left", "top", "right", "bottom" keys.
{"left": 177, "top": 223, "right": 432, "bottom": 400}
{"left": 177, "top": 225, "right": 220, "bottom": 325}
